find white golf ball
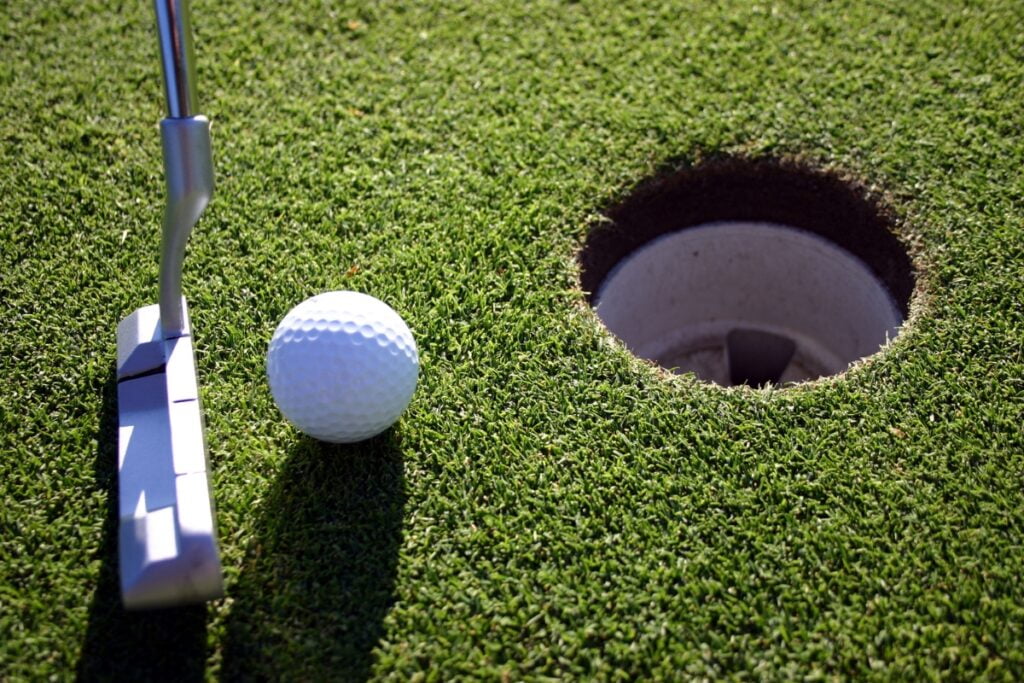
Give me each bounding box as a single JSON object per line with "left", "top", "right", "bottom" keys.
{"left": 266, "top": 291, "right": 419, "bottom": 443}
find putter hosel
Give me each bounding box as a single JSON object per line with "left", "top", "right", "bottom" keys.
{"left": 159, "top": 117, "right": 212, "bottom": 338}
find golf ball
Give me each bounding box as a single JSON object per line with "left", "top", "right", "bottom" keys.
{"left": 266, "top": 291, "right": 419, "bottom": 443}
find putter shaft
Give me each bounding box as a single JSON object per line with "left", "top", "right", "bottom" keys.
{"left": 155, "top": 0, "right": 198, "bottom": 119}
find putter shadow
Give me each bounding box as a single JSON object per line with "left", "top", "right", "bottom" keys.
{"left": 77, "top": 369, "right": 208, "bottom": 681}
{"left": 220, "top": 431, "right": 405, "bottom": 680}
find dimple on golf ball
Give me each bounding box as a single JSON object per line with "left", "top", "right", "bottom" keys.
{"left": 266, "top": 291, "right": 419, "bottom": 443}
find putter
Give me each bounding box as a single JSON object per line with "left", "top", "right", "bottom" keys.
{"left": 115, "top": 0, "right": 223, "bottom": 609}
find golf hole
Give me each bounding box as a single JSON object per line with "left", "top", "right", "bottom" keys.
{"left": 579, "top": 158, "right": 915, "bottom": 387}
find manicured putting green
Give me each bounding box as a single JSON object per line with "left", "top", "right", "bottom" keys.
{"left": 2, "top": 0, "right": 1022, "bottom": 679}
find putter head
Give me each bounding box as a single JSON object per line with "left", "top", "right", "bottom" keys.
{"left": 116, "top": 298, "right": 223, "bottom": 609}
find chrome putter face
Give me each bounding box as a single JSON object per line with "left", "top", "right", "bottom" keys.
{"left": 116, "top": 0, "right": 223, "bottom": 609}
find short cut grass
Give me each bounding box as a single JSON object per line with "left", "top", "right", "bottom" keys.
{"left": 2, "top": 0, "right": 1023, "bottom": 679}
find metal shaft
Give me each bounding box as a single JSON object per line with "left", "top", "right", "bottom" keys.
{"left": 155, "top": 0, "right": 198, "bottom": 118}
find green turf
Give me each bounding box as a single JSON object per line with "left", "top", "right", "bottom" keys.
{"left": 3, "top": 0, "right": 1023, "bottom": 678}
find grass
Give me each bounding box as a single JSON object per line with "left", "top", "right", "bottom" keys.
{"left": 2, "top": 0, "right": 1023, "bottom": 678}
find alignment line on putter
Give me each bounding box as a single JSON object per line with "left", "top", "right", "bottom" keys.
{"left": 115, "top": 0, "right": 223, "bottom": 610}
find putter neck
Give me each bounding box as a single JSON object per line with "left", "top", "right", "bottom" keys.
{"left": 158, "top": 117, "right": 212, "bottom": 339}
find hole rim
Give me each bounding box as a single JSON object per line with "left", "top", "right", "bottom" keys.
{"left": 577, "top": 154, "right": 920, "bottom": 388}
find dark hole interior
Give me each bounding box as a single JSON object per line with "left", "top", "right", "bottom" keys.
{"left": 726, "top": 329, "right": 797, "bottom": 387}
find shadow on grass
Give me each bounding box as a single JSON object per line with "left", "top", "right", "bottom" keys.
{"left": 76, "top": 370, "right": 208, "bottom": 681}
{"left": 220, "top": 431, "right": 406, "bottom": 680}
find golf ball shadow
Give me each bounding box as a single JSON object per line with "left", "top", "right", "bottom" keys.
{"left": 220, "top": 430, "right": 406, "bottom": 678}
